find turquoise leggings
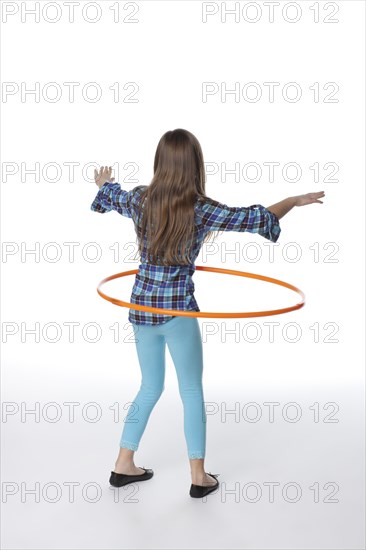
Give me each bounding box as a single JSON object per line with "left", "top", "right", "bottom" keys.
{"left": 120, "top": 316, "right": 206, "bottom": 459}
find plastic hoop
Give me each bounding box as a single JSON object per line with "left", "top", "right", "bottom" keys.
{"left": 97, "top": 266, "right": 305, "bottom": 318}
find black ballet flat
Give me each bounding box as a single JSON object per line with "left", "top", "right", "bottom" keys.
{"left": 109, "top": 467, "right": 154, "bottom": 488}
{"left": 189, "top": 473, "right": 220, "bottom": 498}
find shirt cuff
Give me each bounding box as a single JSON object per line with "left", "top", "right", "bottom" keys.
{"left": 254, "top": 205, "right": 281, "bottom": 243}
{"left": 265, "top": 208, "right": 281, "bottom": 242}
{"left": 90, "top": 181, "right": 115, "bottom": 213}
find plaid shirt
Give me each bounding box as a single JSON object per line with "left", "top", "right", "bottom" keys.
{"left": 91, "top": 182, "right": 281, "bottom": 325}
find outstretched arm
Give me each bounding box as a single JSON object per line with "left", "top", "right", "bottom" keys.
{"left": 266, "top": 191, "right": 325, "bottom": 219}
{"left": 199, "top": 197, "right": 281, "bottom": 242}
{"left": 90, "top": 166, "right": 134, "bottom": 217}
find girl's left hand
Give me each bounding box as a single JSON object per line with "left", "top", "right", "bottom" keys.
{"left": 94, "top": 166, "right": 115, "bottom": 189}
{"left": 293, "top": 191, "right": 325, "bottom": 207}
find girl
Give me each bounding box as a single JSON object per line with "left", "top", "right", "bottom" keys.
{"left": 91, "top": 128, "right": 325, "bottom": 498}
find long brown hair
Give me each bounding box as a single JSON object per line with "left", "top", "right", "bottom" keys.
{"left": 135, "top": 129, "right": 216, "bottom": 266}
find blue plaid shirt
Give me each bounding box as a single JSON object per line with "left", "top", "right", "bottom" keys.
{"left": 91, "top": 182, "right": 281, "bottom": 325}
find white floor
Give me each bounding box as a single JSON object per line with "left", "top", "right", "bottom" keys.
{"left": 2, "top": 369, "right": 364, "bottom": 550}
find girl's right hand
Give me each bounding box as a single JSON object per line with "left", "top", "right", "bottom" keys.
{"left": 293, "top": 191, "right": 325, "bottom": 207}
{"left": 94, "top": 166, "right": 115, "bottom": 189}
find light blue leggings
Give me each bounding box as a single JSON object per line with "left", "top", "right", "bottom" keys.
{"left": 120, "top": 316, "right": 206, "bottom": 459}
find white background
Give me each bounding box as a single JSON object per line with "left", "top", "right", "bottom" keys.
{"left": 1, "top": 1, "right": 365, "bottom": 549}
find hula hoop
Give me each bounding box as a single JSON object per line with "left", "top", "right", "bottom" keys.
{"left": 97, "top": 266, "right": 305, "bottom": 318}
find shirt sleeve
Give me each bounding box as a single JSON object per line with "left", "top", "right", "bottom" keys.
{"left": 199, "top": 197, "right": 281, "bottom": 243}
{"left": 90, "top": 182, "right": 135, "bottom": 218}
